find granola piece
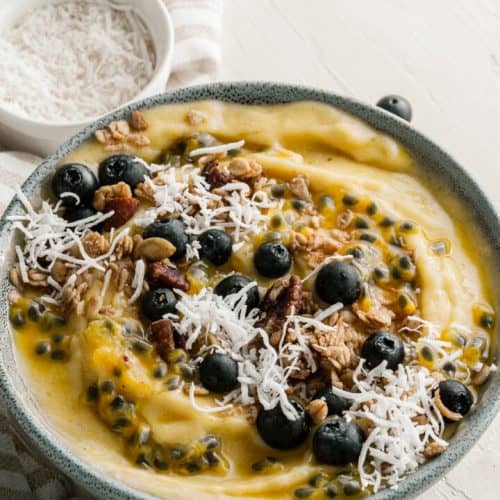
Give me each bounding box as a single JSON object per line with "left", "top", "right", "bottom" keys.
{"left": 353, "top": 301, "right": 394, "bottom": 329}
{"left": 28, "top": 269, "right": 48, "bottom": 288}
{"left": 292, "top": 228, "right": 345, "bottom": 269}
{"left": 95, "top": 128, "right": 112, "bottom": 145}
{"left": 130, "top": 110, "right": 149, "bottom": 131}
{"left": 102, "top": 197, "right": 140, "bottom": 231}
{"left": 300, "top": 290, "right": 320, "bottom": 315}
{"left": 423, "top": 441, "right": 447, "bottom": 459}
{"left": 258, "top": 275, "right": 302, "bottom": 342}
{"left": 186, "top": 109, "right": 208, "bottom": 126}
{"left": 93, "top": 182, "right": 132, "bottom": 211}
{"left": 62, "top": 280, "right": 88, "bottom": 314}
{"left": 108, "top": 120, "right": 130, "bottom": 141}
{"left": 147, "top": 261, "right": 190, "bottom": 292}
{"left": 202, "top": 159, "right": 233, "bottom": 189}
{"left": 128, "top": 133, "right": 151, "bottom": 147}
{"left": 337, "top": 210, "right": 354, "bottom": 229}
{"left": 114, "top": 235, "right": 135, "bottom": 260}
{"left": 287, "top": 176, "right": 312, "bottom": 202}
{"left": 149, "top": 319, "right": 175, "bottom": 361}
{"left": 134, "top": 181, "right": 155, "bottom": 203}
{"left": 82, "top": 231, "right": 110, "bottom": 258}
{"left": 227, "top": 157, "right": 263, "bottom": 182}
{"left": 307, "top": 399, "right": 328, "bottom": 425}
{"left": 9, "top": 266, "right": 23, "bottom": 291}
{"left": 50, "top": 260, "right": 68, "bottom": 283}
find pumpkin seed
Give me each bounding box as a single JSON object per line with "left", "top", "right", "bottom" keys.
{"left": 137, "top": 237, "right": 176, "bottom": 261}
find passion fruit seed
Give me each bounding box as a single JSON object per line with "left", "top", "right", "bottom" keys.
{"left": 50, "top": 349, "right": 67, "bottom": 361}
{"left": 343, "top": 481, "right": 361, "bottom": 496}
{"left": 100, "top": 380, "right": 115, "bottom": 394}
{"left": 366, "top": 202, "right": 378, "bottom": 215}
{"left": 153, "top": 363, "right": 168, "bottom": 378}
{"left": 271, "top": 184, "right": 286, "bottom": 198}
{"left": 28, "top": 301, "right": 45, "bottom": 321}
{"left": 294, "top": 487, "right": 314, "bottom": 498}
{"left": 10, "top": 311, "right": 25, "bottom": 328}
{"left": 354, "top": 216, "right": 369, "bottom": 229}
{"left": 87, "top": 384, "right": 99, "bottom": 402}
{"left": 379, "top": 216, "right": 395, "bottom": 227}
{"left": 342, "top": 194, "right": 358, "bottom": 206}
{"left": 309, "top": 472, "right": 329, "bottom": 488}
{"left": 251, "top": 456, "right": 278, "bottom": 471}
{"left": 165, "top": 375, "right": 182, "bottom": 391}
{"left": 35, "top": 341, "right": 51, "bottom": 356}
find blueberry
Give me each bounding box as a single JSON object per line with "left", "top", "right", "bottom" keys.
{"left": 437, "top": 380, "right": 473, "bottom": 417}
{"left": 143, "top": 219, "right": 188, "bottom": 260}
{"left": 312, "top": 417, "right": 364, "bottom": 466}
{"left": 315, "top": 262, "right": 362, "bottom": 305}
{"left": 313, "top": 388, "right": 350, "bottom": 416}
{"left": 141, "top": 288, "right": 177, "bottom": 321}
{"left": 64, "top": 205, "right": 98, "bottom": 223}
{"left": 199, "top": 229, "right": 233, "bottom": 266}
{"left": 361, "top": 331, "right": 405, "bottom": 370}
{"left": 376, "top": 95, "right": 412, "bottom": 122}
{"left": 98, "top": 154, "right": 149, "bottom": 188}
{"left": 51, "top": 163, "right": 98, "bottom": 207}
{"left": 214, "top": 274, "right": 260, "bottom": 311}
{"left": 256, "top": 399, "right": 310, "bottom": 450}
{"left": 199, "top": 353, "right": 239, "bottom": 393}
{"left": 254, "top": 242, "right": 291, "bottom": 278}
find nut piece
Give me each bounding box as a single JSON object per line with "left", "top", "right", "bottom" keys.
{"left": 93, "top": 182, "right": 132, "bottom": 211}
{"left": 202, "top": 159, "right": 232, "bottom": 189}
{"left": 433, "top": 388, "right": 462, "bottom": 422}
{"left": 150, "top": 318, "right": 175, "bottom": 361}
{"left": 307, "top": 399, "right": 328, "bottom": 425}
{"left": 147, "top": 261, "right": 190, "bottom": 292}
{"left": 109, "top": 120, "right": 130, "bottom": 141}
{"left": 423, "top": 441, "right": 448, "bottom": 458}
{"left": 137, "top": 237, "right": 176, "bottom": 261}
{"left": 186, "top": 109, "right": 207, "bottom": 126}
{"left": 81, "top": 231, "right": 110, "bottom": 258}
{"left": 130, "top": 110, "right": 149, "bottom": 131}
{"left": 227, "top": 158, "right": 263, "bottom": 181}
{"left": 287, "top": 176, "right": 312, "bottom": 202}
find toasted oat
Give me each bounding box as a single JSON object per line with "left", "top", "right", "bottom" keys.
{"left": 114, "top": 235, "right": 135, "bottom": 260}
{"left": 337, "top": 209, "right": 354, "bottom": 229}
{"left": 130, "top": 110, "right": 149, "bottom": 131}
{"left": 93, "top": 182, "right": 132, "bottom": 211}
{"left": 307, "top": 399, "right": 328, "bottom": 425}
{"left": 423, "top": 441, "right": 447, "bottom": 458}
{"left": 82, "top": 231, "right": 110, "bottom": 258}
{"left": 128, "top": 132, "right": 151, "bottom": 147}
{"left": 353, "top": 301, "right": 394, "bottom": 328}
{"left": 227, "top": 157, "right": 263, "bottom": 182}
{"left": 134, "top": 181, "right": 155, "bottom": 203}
{"left": 186, "top": 109, "right": 207, "bottom": 126}
{"left": 28, "top": 269, "right": 48, "bottom": 287}
{"left": 109, "top": 120, "right": 130, "bottom": 141}
{"left": 50, "top": 260, "right": 68, "bottom": 283}
{"left": 287, "top": 176, "right": 312, "bottom": 202}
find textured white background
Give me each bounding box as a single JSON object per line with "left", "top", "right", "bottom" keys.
{"left": 221, "top": 1, "right": 500, "bottom": 498}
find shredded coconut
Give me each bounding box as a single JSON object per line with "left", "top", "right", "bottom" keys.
{"left": 332, "top": 360, "right": 446, "bottom": 492}
{"left": 0, "top": 0, "right": 155, "bottom": 122}
{"left": 189, "top": 140, "right": 245, "bottom": 157}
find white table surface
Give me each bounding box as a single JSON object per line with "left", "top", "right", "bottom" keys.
{"left": 221, "top": 1, "right": 500, "bottom": 499}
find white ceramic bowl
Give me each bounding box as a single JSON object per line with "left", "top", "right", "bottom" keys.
{"left": 0, "top": 0, "right": 174, "bottom": 156}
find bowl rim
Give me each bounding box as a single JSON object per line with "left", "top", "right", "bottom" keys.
{"left": 0, "top": 0, "right": 175, "bottom": 128}
{"left": 0, "top": 81, "right": 499, "bottom": 500}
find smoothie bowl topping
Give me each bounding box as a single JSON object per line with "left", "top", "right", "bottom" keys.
{"left": 7, "top": 101, "right": 496, "bottom": 499}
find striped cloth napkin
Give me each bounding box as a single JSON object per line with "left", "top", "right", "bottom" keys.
{"left": 0, "top": 1, "right": 222, "bottom": 498}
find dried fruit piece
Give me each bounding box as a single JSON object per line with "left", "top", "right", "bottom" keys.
{"left": 102, "top": 197, "right": 139, "bottom": 231}
{"left": 149, "top": 319, "right": 175, "bottom": 361}
{"left": 147, "top": 261, "right": 190, "bottom": 292}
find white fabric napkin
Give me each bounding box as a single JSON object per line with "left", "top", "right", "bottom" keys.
{"left": 0, "top": 1, "right": 222, "bottom": 498}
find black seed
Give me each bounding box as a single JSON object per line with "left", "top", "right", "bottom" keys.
{"left": 251, "top": 460, "right": 265, "bottom": 472}
{"left": 179, "top": 363, "right": 196, "bottom": 381}
{"left": 398, "top": 294, "right": 410, "bottom": 308}
{"left": 347, "top": 247, "right": 364, "bottom": 260}
{"left": 480, "top": 313, "right": 494, "bottom": 329}
{"left": 400, "top": 221, "right": 415, "bottom": 232}
{"left": 343, "top": 481, "right": 361, "bottom": 496}
{"left": 28, "top": 301, "right": 45, "bottom": 321}
{"left": 354, "top": 217, "right": 369, "bottom": 229}
{"left": 113, "top": 367, "right": 122, "bottom": 377}
{"left": 110, "top": 395, "right": 126, "bottom": 410}
{"left": 200, "top": 435, "right": 219, "bottom": 450}
{"left": 390, "top": 235, "right": 403, "bottom": 247}
{"left": 52, "top": 333, "right": 65, "bottom": 344}
{"left": 50, "top": 349, "right": 66, "bottom": 361}
{"left": 170, "top": 445, "right": 188, "bottom": 460}
{"left": 309, "top": 473, "right": 328, "bottom": 487}
{"left": 373, "top": 266, "right": 388, "bottom": 279}
{"left": 271, "top": 184, "right": 286, "bottom": 198}
{"left": 392, "top": 267, "right": 402, "bottom": 280}
{"left": 420, "top": 345, "right": 434, "bottom": 362}
{"left": 359, "top": 232, "right": 377, "bottom": 242}
{"left": 342, "top": 194, "right": 359, "bottom": 206}
{"left": 294, "top": 487, "right": 314, "bottom": 498}
{"left": 366, "top": 202, "right": 378, "bottom": 215}
{"left": 153, "top": 363, "right": 168, "bottom": 379}
{"left": 443, "top": 361, "right": 456, "bottom": 374}
{"left": 100, "top": 380, "right": 115, "bottom": 394}
{"left": 324, "top": 484, "right": 338, "bottom": 498}
{"left": 399, "top": 255, "right": 412, "bottom": 269}
{"left": 379, "top": 217, "right": 395, "bottom": 227}
{"left": 136, "top": 453, "right": 150, "bottom": 467}
{"left": 113, "top": 417, "right": 132, "bottom": 429}
{"left": 86, "top": 384, "right": 99, "bottom": 402}
{"left": 10, "top": 312, "right": 25, "bottom": 328}
{"left": 186, "top": 462, "right": 201, "bottom": 473}
{"left": 35, "top": 341, "right": 50, "bottom": 356}
{"left": 154, "top": 458, "right": 168, "bottom": 470}
{"left": 270, "top": 214, "right": 284, "bottom": 228}
{"left": 292, "top": 199, "right": 307, "bottom": 211}
{"left": 203, "top": 451, "right": 219, "bottom": 466}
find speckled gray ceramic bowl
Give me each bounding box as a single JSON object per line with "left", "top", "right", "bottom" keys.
{"left": 0, "top": 82, "right": 499, "bottom": 500}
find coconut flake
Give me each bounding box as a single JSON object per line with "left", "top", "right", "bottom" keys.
{"left": 188, "top": 140, "right": 245, "bottom": 158}
{"left": 128, "top": 259, "right": 146, "bottom": 304}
